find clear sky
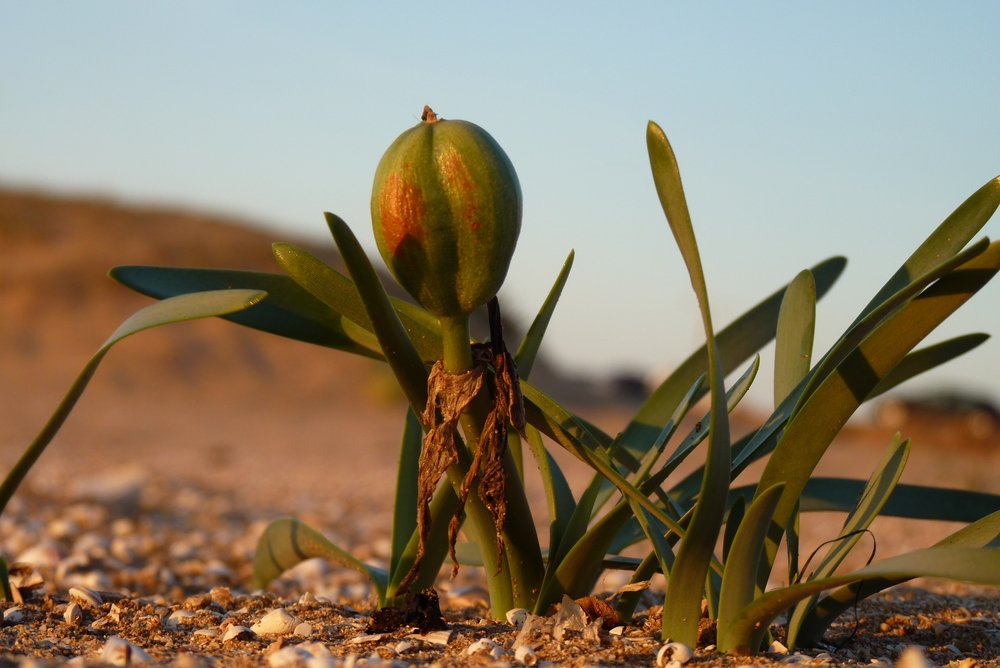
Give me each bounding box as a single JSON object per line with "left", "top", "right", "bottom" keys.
{"left": 3, "top": 2, "right": 999, "bottom": 409}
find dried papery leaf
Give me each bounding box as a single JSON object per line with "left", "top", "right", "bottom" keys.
{"left": 448, "top": 298, "right": 526, "bottom": 575}
{"left": 612, "top": 581, "right": 651, "bottom": 599}
{"left": 576, "top": 596, "right": 620, "bottom": 629}
{"left": 398, "top": 361, "right": 484, "bottom": 593}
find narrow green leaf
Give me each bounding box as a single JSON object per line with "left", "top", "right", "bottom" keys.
{"left": 856, "top": 175, "right": 1000, "bottom": 324}
{"left": 325, "top": 213, "right": 430, "bottom": 413}
{"left": 786, "top": 435, "right": 909, "bottom": 649}
{"left": 386, "top": 483, "right": 459, "bottom": 603}
{"left": 535, "top": 473, "right": 605, "bottom": 612}
{"left": 515, "top": 250, "right": 574, "bottom": 377}
{"left": 251, "top": 517, "right": 388, "bottom": 597}
{"left": 390, "top": 408, "right": 422, "bottom": 577}
{"left": 0, "top": 289, "right": 266, "bottom": 517}
{"left": 796, "top": 508, "right": 1000, "bottom": 645}
{"left": 523, "top": 425, "right": 576, "bottom": 568}
{"left": 774, "top": 270, "right": 816, "bottom": 407}
{"left": 648, "top": 121, "right": 731, "bottom": 646}
{"left": 109, "top": 266, "right": 377, "bottom": 358}
{"left": 717, "top": 482, "right": 785, "bottom": 651}
{"left": 617, "top": 255, "right": 845, "bottom": 462}
{"left": 272, "top": 242, "right": 443, "bottom": 362}
{"left": 722, "top": 496, "right": 746, "bottom": 566}
{"left": 788, "top": 479, "right": 1000, "bottom": 524}
{"left": 867, "top": 333, "right": 990, "bottom": 400}
{"left": 722, "top": 547, "right": 1000, "bottom": 654}
{"left": 755, "top": 240, "right": 1000, "bottom": 594}
{"left": 627, "top": 497, "right": 676, "bottom": 581}
{"left": 0, "top": 558, "right": 10, "bottom": 602}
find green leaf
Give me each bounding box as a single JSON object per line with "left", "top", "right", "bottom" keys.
{"left": 385, "top": 482, "right": 459, "bottom": 603}
{"left": 721, "top": 547, "right": 1000, "bottom": 654}
{"left": 390, "top": 408, "right": 422, "bottom": 578}
{"left": 251, "top": 517, "right": 388, "bottom": 597}
{"left": 523, "top": 425, "right": 576, "bottom": 568}
{"left": 0, "top": 289, "right": 266, "bottom": 517}
{"left": 535, "top": 473, "right": 605, "bottom": 612}
{"left": 271, "top": 242, "right": 443, "bottom": 362}
{"left": 515, "top": 250, "right": 574, "bottom": 377}
{"left": 614, "top": 553, "right": 660, "bottom": 622}
{"left": 789, "top": 479, "right": 1000, "bottom": 523}
{"left": 856, "top": 175, "right": 1000, "bottom": 324}
{"left": 866, "top": 333, "right": 990, "bottom": 400}
{"left": 627, "top": 497, "right": 677, "bottom": 582}
{"left": 774, "top": 270, "right": 816, "bottom": 407}
{"left": 785, "top": 434, "right": 909, "bottom": 649}
{"left": 325, "top": 213, "right": 430, "bottom": 414}
{"left": 754, "top": 240, "right": 1000, "bottom": 594}
{"left": 717, "top": 483, "right": 785, "bottom": 652}
{"left": 109, "top": 266, "right": 377, "bottom": 358}
{"left": 616, "top": 255, "right": 845, "bottom": 463}
{"left": 648, "top": 121, "right": 731, "bottom": 645}
{"left": 0, "top": 557, "right": 10, "bottom": 602}
{"left": 796, "top": 508, "right": 1000, "bottom": 646}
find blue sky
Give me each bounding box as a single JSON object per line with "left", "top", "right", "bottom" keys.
{"left": 3, "top": 2, "right": 999, "bottom": 408}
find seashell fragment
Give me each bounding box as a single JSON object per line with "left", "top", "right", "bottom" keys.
{"left": 768, "top": 640, "right": 789, "bottom": 654}
{"left": 68, "top": 586, "right": 103, "bottom": 607}
{"left": 657, "top": 642, "right": 694, "bottom": 666}
{"left": 394, "top": 641, "right": 414, "bottom": 654}
{"left": 64, "top": 602, "right": 83, "bottom": 626}
{"left": 514, "top": 644, "right": 538, "bottom": 666}
{"left": 100, "top": 636, "right": 153, "bottom": 666}
{"left": 222, "top": 625, "right": 255, "bottom": 642}
{"left": 506, "top": 607, "right": 529, "bottom": 627}
{"left": 3, "top": 606, "right": 25, "bottom": 623}
{"left": 294, "top": 622, "right": 314, "bottom": 637}
{"left": 166, "top": 609, "right": 197, "bottom": 629}
{"left": 251, "top": 608, "right": 300, "bottom": 635}
{"left": 465, "top": 638, "right": 500, "bottom": 655}
{"left": 408, "top": 629, "right": 452, "bottom": 646}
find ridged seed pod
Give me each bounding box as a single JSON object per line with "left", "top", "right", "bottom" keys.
{"left": 371, "top": 107, "right": 521, "bottom": 317}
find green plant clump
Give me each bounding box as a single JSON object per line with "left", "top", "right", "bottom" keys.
{"left": 21, "top": 108, "right": 1000, "bottom": 655}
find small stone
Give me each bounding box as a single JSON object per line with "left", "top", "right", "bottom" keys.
{"left": 210, "top": 586, "right": 234, "bottom": 610}
{"left": 193, "top": 629, "right": 218, "bottom": 638}
{"left": 946, "top": 644, "right": 963, "bottom": 655}
{"left": 769, "top": 640, "right": 789, "bottom": 654}
{"left": 300, "top": 591, "right": 318, "bottom": 605}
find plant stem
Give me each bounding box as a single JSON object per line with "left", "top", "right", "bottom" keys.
{"left": 438, "top": 314, "right": 514, "bottom": 616}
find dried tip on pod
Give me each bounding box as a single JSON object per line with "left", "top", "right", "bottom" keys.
{"left": 371, "top": 106, "right": 522, "bottom": 317}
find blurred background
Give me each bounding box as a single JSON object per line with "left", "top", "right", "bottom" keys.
{"left": 2, "top": 3, "right": 1000, "bottom": 517}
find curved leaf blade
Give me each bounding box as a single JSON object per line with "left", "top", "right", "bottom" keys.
{"left": 109, "top": 266, "right": 376, "bottom": 357}
{"left": 774, "top": 270, "right": 816, "bottom": 407}
{"left": 0, "top": 289, "right": 266, "bottom": 517}
{"left": 252, "top": 517, "right": 388, "bottom": 597}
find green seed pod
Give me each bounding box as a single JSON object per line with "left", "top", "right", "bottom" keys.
{"left": 371, "top": 107, "right": 522, "bottom": 317}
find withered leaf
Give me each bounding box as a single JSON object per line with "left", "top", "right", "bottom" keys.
{"left": 576, "top": 596, "right": 620, "bottom": 629}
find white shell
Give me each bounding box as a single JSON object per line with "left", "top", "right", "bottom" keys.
{"left": 251, "top": 607, "right": 300, "bottom": 635}
{"left": 166, "top": 609, "right": 196, "bottom": 629}
{"left": 506, "top": 607, "right": 530, "bottom": 627}
{"left": 394, "top": 641, "right": 415, "bottom": 654}
{"left": 222, "top": 625, "right": 255, "bottom": 642}
{"left": 68, "top": 585, "right": 103, "bottom": 607}
{"left": 294, "top": 622, "right": 314, "bottom": 637}
{"left": 609, "top": 625, "right": 626, "bottom": 636}
{"left": 64, "top": 602, "right": 83, "bottom": 626}
{"left": 657, "top": 641, "right": 694, "bottom": 666}
{"left": 465, "top": 638, "right": 499, "bottom": 655}
{"left": 768, "top": 640, "right": 789, "bottom": 654}
{"left": 3, "top": 606, "right": 24, "bottom": 623}
{"left": 410, "top": 630, "right": 452, "bottom": 646}
{"left": 514, "top": 644, "right": 538, "bottom": 666}
{"left": 100, "top": 636, "right": 153, "bottom": 666}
